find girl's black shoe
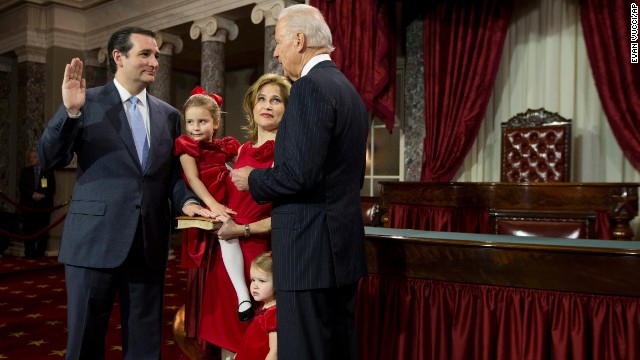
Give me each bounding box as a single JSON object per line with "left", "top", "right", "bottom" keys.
{"left": 238, "top": 300, "right": 254, "bottom": 322}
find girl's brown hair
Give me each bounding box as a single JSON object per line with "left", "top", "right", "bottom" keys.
{"left": 251, "top": 251, "right": 273, "bottom": 275}
{"left": 181, "top": 94, "right": 222, "bottom": 138}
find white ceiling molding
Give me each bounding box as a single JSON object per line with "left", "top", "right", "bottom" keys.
{"left": 81, "top": 0, "right": 253, "bottom": 49}
{"left": 0, "top": 0, "right": 256, "bottom": 56}
{"left": 0, "top": 3, "right": 86, "bottom": 55}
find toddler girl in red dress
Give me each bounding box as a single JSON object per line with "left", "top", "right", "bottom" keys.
{"left": 235, "top": 251, "right": 277, "bottom": 360}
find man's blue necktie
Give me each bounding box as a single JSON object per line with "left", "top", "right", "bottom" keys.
{"left": 130, "top": 96, "right": 149, "bottom": 169}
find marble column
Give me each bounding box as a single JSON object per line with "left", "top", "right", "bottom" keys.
{"left": 191, "top": 16, "right": 238, "bottom": 135}
{"left": 83, "top": 49, "right": 108, "bottom": 88}
{"left": 251, "top": 0, "right": 294, "bottom": 75}
{"left": 9, "top": 46, "right": 46, "bottom": 256}
{"left": 149, "top": 32, "right": 183, "bottom": 104}
{"left": 15, "top": 46, "right": 46, "bottom": 172}
{"left": 404, "top": 19, "right": 425, "bottom": 182}
{"left": 0, "top": 57, "right": 12, "bottom": 209}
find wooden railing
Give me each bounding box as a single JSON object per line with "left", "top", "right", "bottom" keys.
{"left": 379, "top": 181, "right": 640, "bottom": 240}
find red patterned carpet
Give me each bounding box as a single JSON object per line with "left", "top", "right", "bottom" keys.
{"left": 0, "top": 252, "right": 189, "bottom": 359}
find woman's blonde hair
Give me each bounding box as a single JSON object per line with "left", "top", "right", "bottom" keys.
{"left": 242, "top": 73, "right": 291, "bottom": 143}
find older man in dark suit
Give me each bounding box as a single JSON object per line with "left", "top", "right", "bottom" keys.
{"left": 231, "top": 4, "right": 369, "bottom": 359}
{"left": 38, "top": 27, "right": 194, "bottom": 359}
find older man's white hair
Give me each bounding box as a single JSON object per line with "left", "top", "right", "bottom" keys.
{"left": 278, "top": 4, "right": 335, "bottom": 53}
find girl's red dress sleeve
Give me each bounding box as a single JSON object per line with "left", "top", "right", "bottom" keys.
{"left": 174, "top": 135, "right": 200, "bottom": 159}
{"left": 221, "top": 136, "right": 241, "bottom": 161}
{"left": 263, "top": 305, "right": 277, "bottom": 333}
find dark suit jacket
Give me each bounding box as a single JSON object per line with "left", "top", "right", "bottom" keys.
{"left": 249, "top": 61, "right": 369, "bottom": 290}
{"left": 19, "top": 165, "right": 56, "bottom": 209}
{"left": 38, "top": 81, "right": 190, "bottom": 270}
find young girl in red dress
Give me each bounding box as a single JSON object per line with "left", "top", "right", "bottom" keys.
{"left": 176, "top": 86, "right": 253, "bottom": 322}
{"left": 235, "top": 251, "right": 277, "bottom": 360}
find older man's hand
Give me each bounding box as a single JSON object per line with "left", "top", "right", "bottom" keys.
{"left": 230, "top": 166, "right": 254, "bottom": 191}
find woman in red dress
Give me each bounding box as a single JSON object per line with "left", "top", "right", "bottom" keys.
{"left": 198, "top": 73, "right": 291, "bottom": 357}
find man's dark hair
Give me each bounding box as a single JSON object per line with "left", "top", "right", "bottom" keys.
{"left": 107, "top": 27, "right": 156, "bottom": 74}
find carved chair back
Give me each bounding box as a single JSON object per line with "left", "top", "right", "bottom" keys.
{"left": 501, "top": 108, "right": 571, "bottom": 182}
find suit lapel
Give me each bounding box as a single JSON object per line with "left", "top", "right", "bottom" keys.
{"left": 146, "top": 94, "right": 168, "bottom": 173}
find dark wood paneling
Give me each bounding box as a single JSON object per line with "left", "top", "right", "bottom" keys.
{"left": 379, "top": 181, "right": 640, "bottom": 240}
{"left": 365, "top": 228, "right": 640, "bottom": 297}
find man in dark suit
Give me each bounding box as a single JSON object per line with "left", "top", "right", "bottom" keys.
{"left": 231, "top": 4, "right": 369, "bottom": 359}
{"left": 19, "top": 148, "right": 56, "bottom": 258}
{"left": 38, "top": 27, "right": 193, "bottom": 359}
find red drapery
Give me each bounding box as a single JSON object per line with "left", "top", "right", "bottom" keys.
{"left": 311, "top": 0, "right": 396, "bottom": 132}
{"left": 581, "top": 0, "right": 640, "bottom": 171}
{"left": 595, "top": 210, "right": 612, "bottom": 240}
{"left": 356, "top": 275, "right": 640, "bottom": 360}
{"left": 421, "top": 0, "right": 512, "bottom": 181}
{"left": 388, "top": 204, "right": 490, "bottom": 234}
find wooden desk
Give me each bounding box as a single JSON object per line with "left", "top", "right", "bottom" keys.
{"left": 357, "top": 227, "right": 640, "bottom": 359}
{"left": 379, "top": 181, "right": 640, "bottom": 240}
{"left": 364, "top": 227, "right": 640, "bottom": 296}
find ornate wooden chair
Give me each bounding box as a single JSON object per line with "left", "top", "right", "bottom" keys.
{"left": 497, "top": 109, "right": 588, "bottom": 238}
{"left": 501, "top": 108, "right": 571, "bottom": 183}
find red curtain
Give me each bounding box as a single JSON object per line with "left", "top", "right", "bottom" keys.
{"left": 311, "top": 0, "right": 396, "bottom": 132}
{"left": 581, "top": 0, "right": 640, "bottom": 171}
{"left": 421, "top": 0, "right": 512, "bottom": 181}
{"left": 388, "top": 204, "right": 490, "bottom": 234}
{"left": 356, "top": 275, "right": 640, "bottom": 360}
{"left": 595, "top": 210, "right": 612, "bottom": 240}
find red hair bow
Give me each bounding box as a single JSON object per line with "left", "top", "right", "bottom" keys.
{"left": 191, "top": 85, "right": 223, "bottom": 107}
